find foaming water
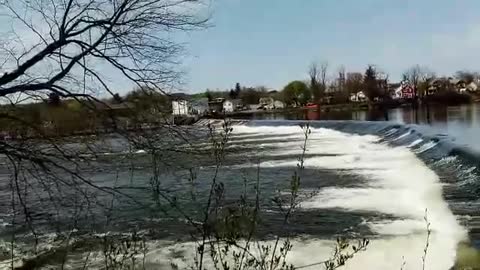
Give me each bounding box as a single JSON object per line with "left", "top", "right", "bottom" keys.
{"left": 392, "top": 131, "right": 412, "bottom": 141}
{"left": 414, "top": 141, "right": 439, "bottom": 154}
{"left": 225, "top": 124, "right": 467, "bottom": 269}
{"left": 408, "top": 139, "right": 424, "bottom": 148}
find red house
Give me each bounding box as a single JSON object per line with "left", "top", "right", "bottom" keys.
{"left": 401, "top": 84, "right": 415, "bottom": 99}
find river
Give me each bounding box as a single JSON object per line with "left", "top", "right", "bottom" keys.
{"left": 2, "top": 104, "right": 480, "bottom": 269}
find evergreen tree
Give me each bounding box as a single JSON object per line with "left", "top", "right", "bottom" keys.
{"left": 235, "top": 82, "right": 241, "bottom": 96}
{"left": 363, "top": 65, "right": 380, "bottom": 101}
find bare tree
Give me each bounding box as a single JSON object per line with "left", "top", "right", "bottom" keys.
{"left": 0, "top": 0, "right": 208, "bottom": 102}
{"left": 308, "top": 62, "right": 321, "bottom": 102}
{"left": 337, "top": 65, "right": 346, "bottom": 92}
{"left": 345, "top": 72, "right": 363, "bottom": 95}
{"left": 320, "top": 61, "right": 328, "bottom": 93}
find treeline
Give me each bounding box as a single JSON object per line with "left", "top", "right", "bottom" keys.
{"left": 193, "top": 62, "right": 480, "bottom": 107}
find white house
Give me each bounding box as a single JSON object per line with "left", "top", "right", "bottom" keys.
{"left": 350, "top": 91, "right": 366, "bottom": 102}
{"left": 392, "top": 85, "right": 403, "bottom": 99}
{"left": 467, "top": 82, "right": 478, "bottom": 92}
{"left": 223, "top": 100, "right": 234, "bottom": 112}
{"left": 223, "top": 99, "right": 242, "bottom": 113}
{"left": 172, "top": 99, "right": 190, "bottom": 115}
{"left": 274, "top": 100, "right": 285, "bottom": 109}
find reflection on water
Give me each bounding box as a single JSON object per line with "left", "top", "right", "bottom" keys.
{"left": 245, "top": 104, "right": 480, "bottom": 151}
{"left": 246, "top": 104, "right": 480, "bottom": 126}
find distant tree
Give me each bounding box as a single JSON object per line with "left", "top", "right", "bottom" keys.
{"left": 308, "top": 61, "right": 328, "bottom": 102}
{"left": 206, "top": 90, "right": 213, "bottom": 101}
{"left": 238, "top": 87, "right": 268, "bottom": 104}
{"left": 124, "top": 87, "right": 170, "bottom": 114}
{"left": 337, "top": 65, "right": 346, "bottom": 92}
{"left": 309, "top": 62, "right": 321, "bottom": 102}
{"left": 112, "top": 93, "right": 123, "bottom": 104}
{"left": 47, "top": 92, "right": 61, "bottom": 106}
{"left": 403, "top": 65, "right": 421, "bottom": 98}
{"left": 282, "top": 80, "right": 311, "bottom": 105}
{"left": 376, "top": 70, "right": 389, "bottom": 97}
{"left": 229, "top": 83, "right": 242, "bottom": 99}
{"left": 403, "top": 65, "right": 433, "bottom": 98}
{"left": 345, "top": 72, "right": 363, "bottom": 94}
{"left": 320, "top": 61, "right": 329, "bottom": 96}
{"left": 235, "top": 82, "right": 241, "bottom": 96}
{"left": 363, "top": 65, "right": 381, "bottom": 101}
{"left": 229, "top": 89, "right": 236, "bottom": 99}
{"left": 455, "top": 70, "right": 475, "bottom": 84}
{"left": 419, "top": 74, "right": 436, "bottom": 96}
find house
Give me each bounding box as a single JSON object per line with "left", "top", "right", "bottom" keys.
{"left": 223, "top": 99, "right": 242, "bottom": 113}
{"left": 273, "top": 100, "right": 285, "bottom": 109}
{"left": 259, "top": 97, "right": 274, "bottom": 110}
{"left": 259, "top": 97, "right": 274, "bottom": 107}
{"left": 467, "top": 82, "right": 478, "bottom": 92}
{"left": 453, "top": 79, "right": 467, "bottom": 92}
{"left": 400, "top": 83, "right": 415, "bottom": 99}
{"left": 350, "top": 91, "right": 366, "bottom": 102}
{"left": 392, "top": 85, "right": 403, "bottom": 99}
{"left": 427, "top": 79, "right": 447, "bottom": 95}
{"left": 208, "top": 98, "right": 225, "bottom": 113}
{"left": 171, "top": 93, "right": 209, "bottom": 116}
{"left": 388, "top": 83, "right": 401, "bottom": 98}
{"left": 172, "top": 99, "right": 190, "bottom": 115}
{"left": 170, "top": 93, "right": 191, "bottom": 116}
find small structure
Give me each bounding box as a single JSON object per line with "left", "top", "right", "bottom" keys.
{"left": 350, "top": 91, "right": 366, "bottom": 102}
{"left": 258, "top": 97, "right": 285, "bottom": 110}
{"left": 223, "top": 99, "right": 242, "bottom": 113}
{"left": 427, "top": 79, "right": 447, "bottom": 95}
{"left": 171, "top": 93, "right": 192, "bottom": 116}
{"left": 391, "top": 82, "right": 414, "bottom": 99}
{"left": 457, "top": 81, "right": 478, "bottom": 93}
{"left": 259, "top": 97, "right": 274, "bottom": 106}
{"left": 172, "top": 99, "right": 190, "bottom": 115}
{"left": 400, "top": 83, "right": 415, "bottom": 99}
{"left": 208, "top": 98, "right": 225, "bottom": 113}
{"left": 449, "top": 78, "right": 465, "bottom": 91}
{"left": 171, "top": 93, "right": 209, "bottom": 116}
{"left": 467, "top": 82, "right": 478, "bottom": 92}
{"left": 273, "top": 100, "right": 285, "bottom": 109}
{"left": 259, "top": 97, "right": 274, "bottom": 110}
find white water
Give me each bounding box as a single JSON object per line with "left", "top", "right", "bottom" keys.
{"left": 392, "top": 131, "right": 412, "bottom": 141}
{"left": 45, "top": 124, "right": 467, "bottom": 270}
{"left": 414, "top": 141, "right": 439, "bottom": 154}
{"left": 408, "top": 139, "right": 424, "bottom": 148}
{"left": 225, "top": 125, "right": 467, "bottom": 270}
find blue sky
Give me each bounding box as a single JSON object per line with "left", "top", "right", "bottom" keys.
{"left": 182, "top": 0, "right": 480, "bottom": 93}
